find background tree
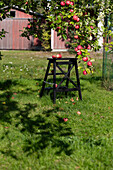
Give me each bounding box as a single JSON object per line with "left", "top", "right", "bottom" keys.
{"left": 21, "top": 0, "right": 51, "bottom": 50}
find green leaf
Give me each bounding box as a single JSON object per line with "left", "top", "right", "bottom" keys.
{"left": 67, "top": 15, "right": 72, "bottom": 18}
{"left": 62, "top": 34, "right": 67, "bottom": 40}
{"left": 105, "top": 46, "right": 109, "bottom": 52}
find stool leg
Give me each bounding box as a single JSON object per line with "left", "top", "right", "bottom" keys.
{"left": 65, "top": 63, "right": 71, "bottom": 96}
{"left": 40, "top": 61, "right": 51, "bottom": 97}
{"left": 75, "top": 59, "right": 82, "bottom": 100}
{"left": 53, "top": 59, "right": 56, "bottom": 104}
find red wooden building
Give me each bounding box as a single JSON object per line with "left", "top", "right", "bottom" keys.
{"left": 0, "top": 6, "right": 42, "bottom": 50}
{"left": 0, "top": 6, "right": 66, "bottom": 51}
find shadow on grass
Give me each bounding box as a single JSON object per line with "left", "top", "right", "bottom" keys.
{"left": 0, "top": 80, "right": 20, "bottom": 123}
{"left": 0, "top": 80, "right": 18, "bottom": 90}
{"left": 16, "top": 106, "right": 74, "bottom": 157}
{"left": 80, "top": 75, "right": 102, "bottom": 91}
{"left": 80, "top": 75, "right": 102, "bottom": 84}
{"left": 0, "top": 75, "right": 103, "bottom": 159}
{"left": 0, "top": 79, "right": 74, "bottom": 159}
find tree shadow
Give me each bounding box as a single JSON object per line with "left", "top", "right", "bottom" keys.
{"left": 15, "top": 106, "right": 74, "bottom": 157}
{"left": 0, "top": 79, "right": 38, "bottom": 159}
{"left": 1, "top": 75, "right": 103, "bottom": 158}
{"left": 80, "top": 75, "right": 102, "bottom": 84}
{"left": 0, "top": 79, "right": 74, "bottom": 159}
{"left": 0, "top": 129, "right": 19, "bottom": 160}
{"left": 0, "top": 80, "right": 20, "bottom": 123}
{"left": 0, "top": 79, "right": 18, "bottom": 90}
{"left": 80, "top": 75, "right": 102, "bottom": 91}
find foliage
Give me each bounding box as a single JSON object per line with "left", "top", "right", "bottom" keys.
{"left": 0, "top": 51, "right": 2, "bottom": 60}
{"left": 41, "top": 23, "right": 51, "bottom": 51}
{"left": 46, "top": 0, "right": 112, "bottom": 74}
{"left": 47, "top": 1, "right": 102, "bottom": 74}
{"left": 20, "top": 0, "right": 51, "bottom": 50}
{"left": 103, "top": 13, "right": 113, "bottom": 54}
{"left": 0, "top": 29, "right": 7, "bottom": 39}
{"left": 0, "top": 1, "right": 10, "bottom": 39}
{"left": 104, "top": 33, "right": 113, "bottom": 54}
{"left": 102, "top": 13, "right": 113, "bottom": 90}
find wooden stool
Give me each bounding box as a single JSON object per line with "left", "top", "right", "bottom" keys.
{"left": 40, "top": 58, "right": 82, "bottom": 103}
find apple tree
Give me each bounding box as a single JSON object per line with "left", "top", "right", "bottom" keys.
{"left": 21, "top": 0, "right": 108, "bottom": 74}
{"left": 47, "top": 0, "right": 105, "bottom": 75}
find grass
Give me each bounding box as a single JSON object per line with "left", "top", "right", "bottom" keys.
{"left": 0, "top": 50, "right": 113, "bottom": 170}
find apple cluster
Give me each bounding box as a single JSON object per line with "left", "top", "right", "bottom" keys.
{"left": 74, "top": 44, "right": 92, "bottom": 75}
{"left": 22, "top": 0, "right": 99, "bottom": 75}
{"left": 48, "top": 1, "right": 96, "bottom": 75}
{"left": 82, "top": 57, "right": 92, "bottom": 75}
{"left": 61, "top": 1, "right": 74, "bottom": 6}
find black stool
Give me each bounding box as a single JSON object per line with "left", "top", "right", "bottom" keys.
{"left": 40, "top": 58, "right": 82, "bottom": 103}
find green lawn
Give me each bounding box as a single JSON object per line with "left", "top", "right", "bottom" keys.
{"left": 0, "top": 50, "right": 113, "bottom": 170}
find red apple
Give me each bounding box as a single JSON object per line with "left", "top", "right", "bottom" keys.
{"left": 75, "top": 47, "right": 78, "bottom": 52}
{"left": 76, "top": 17, "right": 80, "bottom": 22}
{"left": 90, "top": 26, "right": 94, "bottom": 29}
{"left": 66, "top": 1, "right": 71, "bottom": 5}
{"left": 83, "top": 70, "right": 87, "bottom": 75}
{"left": 87, "top": 44, "right": 91, "bottom": 50}
{"left": 70, "top": 9, "right": 74, "bottom": 12}
{"left": 77, "top": 111, "right": 81, "bottom": 115}
{"left": 87, "top": 61, "right": 92, "bottom": 66}
{"left": 83, "top": 57, "right": 88, "bottom": 62}
{"left": 52, "top": 55, "right": 57, "bottom": 58}
{"left": 73, "top": 15, "right": 78, "bottom": 21}
{"left": 75, "top": 25, "right": 79, "bottom": 29}
{"left": 63, "top": 118, "right": 68, "bottom": 122}
{"left": 60, "top": 1, "right": 65, "bottom": 6}
{"left": 55, "top": 84, "right": 58, "bottom": 88}
{"left": 48, "top": 21, "right": 52, "bottom": 25}
{"left": 83, "top": 12, "right": 87, "bottom": 15}
{"left": 27, "top": 25, "right": 31, "bottom": 29}
{"left": 77, "top": 45, "right": 83, "bottom": 50}
{"left": 74, "top": 35, "right": 78, "bottom": 39}
{"left": 77, "top": 51, "right": 82, "bottom": 55}
{"left": 70, "top": 1, "right": 74, "bottom": 5}
{"left": 34, "top": 19, "right": 37, "bottom": 23}
{"left": 56, "top": 27, "right": 61, "bottom": 30}
{"left": 57, "top": 54, "right": 62, "bottom": 58}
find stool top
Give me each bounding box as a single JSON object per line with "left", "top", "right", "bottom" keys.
{"left": 47, "top": 57, "right": 77, "bottom": 61}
